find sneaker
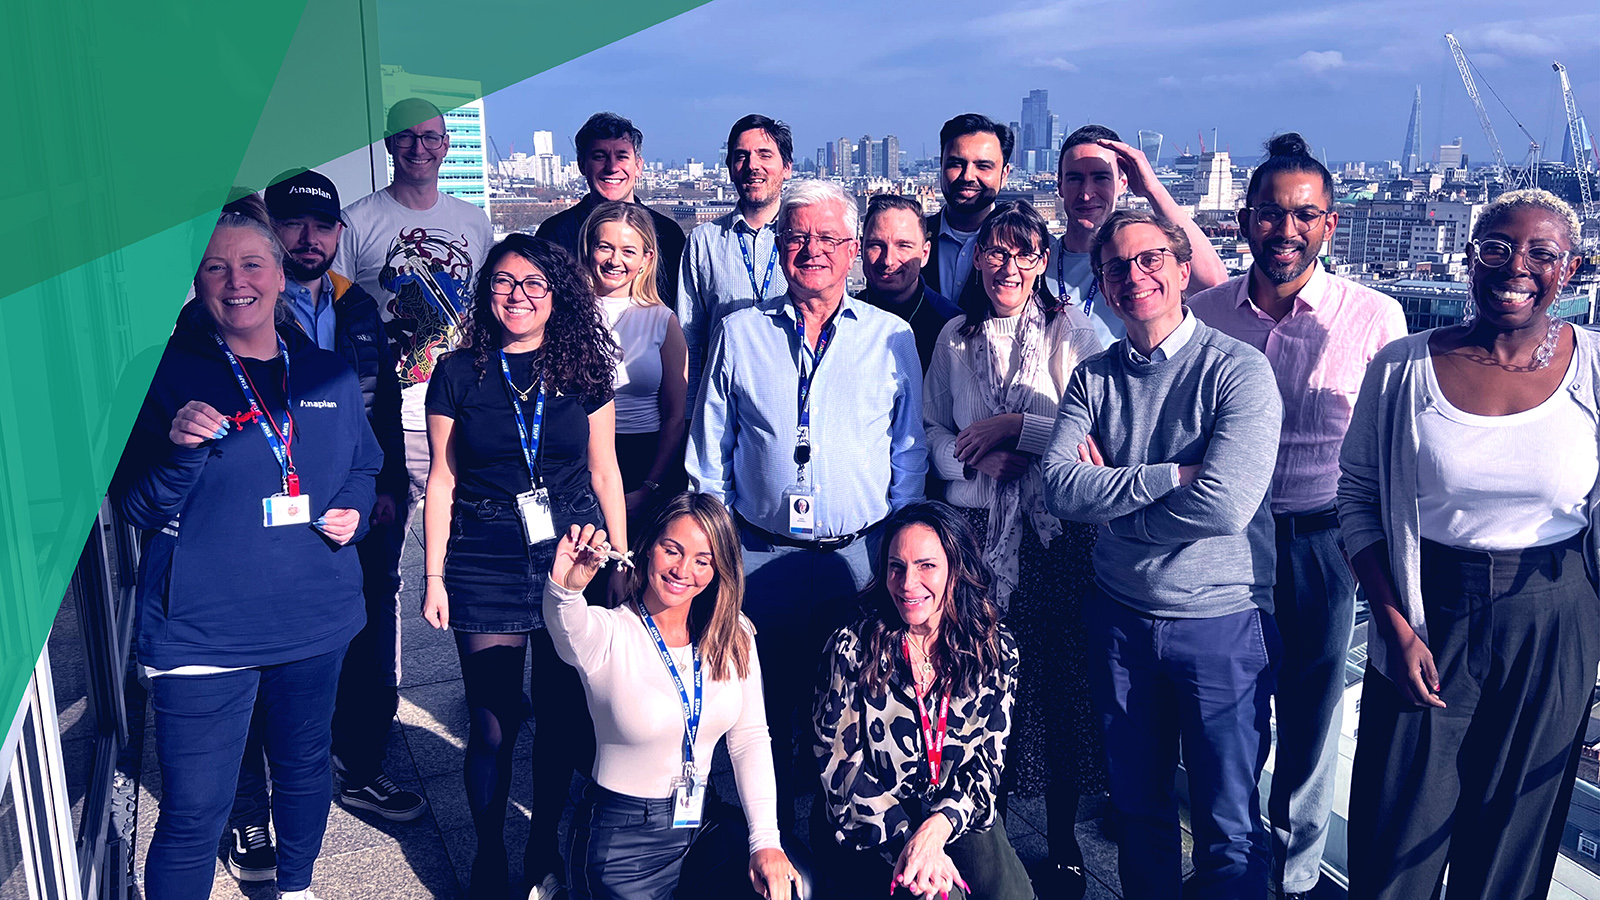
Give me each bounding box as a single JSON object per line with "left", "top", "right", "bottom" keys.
{"left": 226, "top": 824, "right": 277, "bottom": 882}
{"left": 527, "top": 873, "right": 563, "bottom": 900}
{"left": 338, "top": 772, "right": 426, "bottom": 821}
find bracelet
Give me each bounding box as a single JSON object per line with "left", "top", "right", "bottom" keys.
{"left": 426, "top": 574, "right": 444, "bottom": 579}
{"left": 641, "top": 480, "right": 661, "bottom": 493}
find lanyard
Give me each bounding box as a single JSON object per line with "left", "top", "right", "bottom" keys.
{"left": 1057, "top": 250, "right": 1098, "bottom": 317}
{"left": 903, "top": 637, "right": 950, "bottom": 786}
{"left": 214, "top": 332, "right": 298, "bottom": 495}
{"left": 637, "top": 603, "right": 703, "bottom": 778}
{"left": 499, "top": 350, "right": 547, "bottom": 487}
{"left": 795, "top": 314, "right": 838, "bottom": 431}
{"left": 738, "top": 228, "right": 777, "bottom": 300}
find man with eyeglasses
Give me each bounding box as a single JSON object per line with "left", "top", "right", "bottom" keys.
{"left": 1187, "top": 133, "right": 1405, "bottom": 900}
{"left": 925, "top": 114, "right": 1013, "bottom": 314}
{"left": 332, "top": 97, "right": 491, "bottom": 819}
{"left": 536, "top": 111, "right": 686, "bottom": 307}
{"left": 1046, "top": 125, "right": 1227, "bottom": 349}
{"left": 687, "top": 179, "right": 927, "bottom": 831}
{"left": 680, "top": 115, "right": 794, "bottom": 414}
{"left": 1044, "top": 208, "right": 1283, "bottom": 899}
{"left": 859, "top": 194, "right": 958, "bottom": 371}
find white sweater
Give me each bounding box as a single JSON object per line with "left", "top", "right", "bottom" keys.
{"left": 542, "top": 578, "right": 780, "bottom": 853}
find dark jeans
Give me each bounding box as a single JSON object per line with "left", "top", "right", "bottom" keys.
{"left": 739, "top": 524, "right": 875, "bottom": 833}
{"left": 1085, "top": 594, "right": 1277, "bottom": 900}
{"left": 146, "top": 648, "right": 344, "bottom": 899}
{"left": 1268, "top": 521, "right": 1356, "bottom": 892}
{"left": 810, "top": 798, "right": 1033, "bottom": 900}
{"left": 565, "top": 782, "right": 762, "bottom": 900}
{"left": 1347, "top": 536, "right": 1600, "bottom": 900}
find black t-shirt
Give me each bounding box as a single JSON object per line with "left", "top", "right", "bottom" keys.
{"left": 425, "top": 349, "right": 611, "bottom": 502}
{"left": 864, "top": 285, "right": 952, "bottom": 373}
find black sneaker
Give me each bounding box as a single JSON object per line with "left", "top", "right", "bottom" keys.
{"left": 338, "top": 772, "right": 426, "bottom": 821}
{"left": 226, "top": 824, "right": 277, "bottom": 882}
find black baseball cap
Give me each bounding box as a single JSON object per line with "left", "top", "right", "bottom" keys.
{"left": 265, "top": 169, "right": 343, "bottom": 224}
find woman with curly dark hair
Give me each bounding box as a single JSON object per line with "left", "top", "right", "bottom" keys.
{"left": 812, "top": 501, "right": 1032, "bottom": 900}
{"left": 421, "top": 233, "right": 627, "bottom": 899}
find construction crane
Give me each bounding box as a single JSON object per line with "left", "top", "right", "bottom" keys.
{"left": 1555, "top": 61, "right": 1597, "bottom": 223}
{"left": 1443, "top": 33, "right": 1523, "bottom": 186}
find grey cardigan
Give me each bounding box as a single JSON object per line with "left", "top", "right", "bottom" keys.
{"left": 1336, "top": 326, "right": 1600, "bottom": 686}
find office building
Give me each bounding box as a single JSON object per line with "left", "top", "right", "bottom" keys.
{"left": 1402, "top": 86, "right": 1423, "bottom": 174}
{"left": 381, "top": 65, "right": 491, "bottom": 213}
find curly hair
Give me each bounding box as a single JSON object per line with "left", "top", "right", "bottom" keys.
{"left": 467, "top": 233, "right": 618, "bottom": 405}
{"left": 1473, "top": 188, "right": 1581, "bottom": 249}
{"left": 858, "top": 501, "right": 1005, "bottom": 701}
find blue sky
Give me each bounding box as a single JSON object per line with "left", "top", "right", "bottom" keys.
{"left": 484, "top": 0, "right": 1599, "bottom": 169}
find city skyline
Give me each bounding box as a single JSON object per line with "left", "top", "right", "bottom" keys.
{"left": 482, "top": 0, "right": 1597, "bottom": 173}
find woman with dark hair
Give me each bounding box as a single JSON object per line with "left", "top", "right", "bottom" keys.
{"left": 545, "top": 494, "right": 802, "bottom": 900}
{"left": 923, "top": 199, "right": 1102, "bottom": 896}
{"left": 813, "top": 501, "right": 1032, "bottom": 899}
{"left": 421, "top": 233, "right": 627, "bottom": 899}
{"left": 1340, "top": 189, "right": 1600, "bottom": 900}
{"left": 115, "top": 210, "right": 381, "bottom": 900}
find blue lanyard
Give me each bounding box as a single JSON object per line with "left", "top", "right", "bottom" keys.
{"left": 637, "top": 603, "right": 702, "bottom": 776}
{"left": 1057, "top": 249, "right": 1098, "bottom": 317}
{"left": 499, "top": 351, "right": 546, "bottom": 487}
{"left": 213, "top": 332, "right": 295, "bottom": 490}
{"left": 795, "top": 314, "right": 837, "bottom": 431}
{"left": 738, "top": 227, "right": 777, "bottom": 300}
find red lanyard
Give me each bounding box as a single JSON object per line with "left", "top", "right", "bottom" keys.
{"left": 236, "top": 355, "right": 299, "bottom": 495}
{"left": 903, "top": 637, "right": 950, "bottom": 786}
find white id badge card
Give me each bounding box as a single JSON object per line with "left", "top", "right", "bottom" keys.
{"left": 783, "top": 483, "right": 816, "bottom": 538}
{"left": 262, "top": 493, "right": 313, "bottom": 527}
{"left": 671, "top": 776, "right": 705, "bottom": 829}
{"left": 516, "top": 488, "right": 556, "bottom": 544}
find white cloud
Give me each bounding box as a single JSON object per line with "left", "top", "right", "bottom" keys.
{"left": 1295, "top": 50, "right": 1346, "bottom": 74}
{"left": 1032, "top": 57, "right": 1080, "bottom": 72}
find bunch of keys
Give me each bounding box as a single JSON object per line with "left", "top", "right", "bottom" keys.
{"left": 577, "top": 538, "right": 635, "bottom": 569}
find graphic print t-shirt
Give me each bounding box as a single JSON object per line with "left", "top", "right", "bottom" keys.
{"left": 335, "top": 189, "right": 494, "bottom": 430}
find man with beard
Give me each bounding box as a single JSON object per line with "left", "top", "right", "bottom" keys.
{"left": 537, "top": 111, "right": 686, "bottom": 306}
{"left": 925, "top": 114, "right": 1012, "bottom": 314}
{"left": 1189, "top": 132, "right": 1406, "bottom": 900}
{"left": 680, "top": 114, "right": 793, "bottom": 413}
{"left": 1045, "top": 125, "right": 1226, "bottom": 348}
{"left": 334, "top": 97, "right": 492, "bottom": 817}
{"left": 220, "top": 170, "right": 416, "bottom": 883}
{"left": 859, "top": 193, "right": 957, "bottom": 370}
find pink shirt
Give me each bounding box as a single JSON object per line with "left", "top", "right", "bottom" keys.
{"left": 1190, "top": 267, "right": 1408, "bottom": 515}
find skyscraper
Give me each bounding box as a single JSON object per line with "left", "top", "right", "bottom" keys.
{"left": 836, "top": 137, "right": 851, "bottom": 177}
{"left": 860, "top": 135, "right": 876, "bottom": 178}
{"left": 1402, "top": 85, "right": 1423, "bottom": 175}
{"left": 818, "top": 146, "right": 829, "bottom": 175}
{"left": 881, "top": 135, "right": 900, "bottom": 179}
{"left": 1021, "top": 90, "right": 1052, "bottom": 172}
{"left": 1138, "top": 131, "right": 1164, "bottom": 166}
{"left": 1192, "top": 151, "right": 1235, "bottom": 212}
{"left": 380, "top": 65, "right": 491, "bottom": 212}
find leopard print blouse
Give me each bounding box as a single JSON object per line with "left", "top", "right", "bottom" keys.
{"left": 812, "top": 620, "right": 1018, "bottom": 856}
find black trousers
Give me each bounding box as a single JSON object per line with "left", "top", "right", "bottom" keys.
{"left": 810, "top": 799, "right": 1034, "bottom": 900}
{"left": 565, "top": 782, "right": 761, "bottom": 900}
{"left": 1348, "top": 535, "right": 1600, "bottom": 900}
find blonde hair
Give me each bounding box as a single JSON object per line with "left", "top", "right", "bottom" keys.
{"left": 580, "top": 201, "right": 662, "bottom": 307}
{"left": 622, "top": 493, "right": 751, "bottom": 681}
{"left": 1474, "top": 189, "right": 1582, "bottom": 248}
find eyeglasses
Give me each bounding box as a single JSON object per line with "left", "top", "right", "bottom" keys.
{"left": 1098, "top": 248, "right": 1177, "bottom": 282}
{"left": 489, "top": 274, "right": 552, "bottom": 298}
{"left": 1245, "top": 205, "right": 1330, "bottom": 232}
{"left": 978, "top": 246, "right": 1044, "bottom": 269}
{"left": 780, "top": 231, "right": 853, "bottom": 254}
{"left": 391, "top": 132, "right": 447, "bottom": 150}
{"left": 1472, "top": 239, "right": 1570, "bottom": 274}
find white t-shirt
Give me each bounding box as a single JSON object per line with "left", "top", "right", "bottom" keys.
{"left": 602, "top": 297, "right": 675, "bottom": 434}
{"left": 1043, "top": 236, "right": 1123, "bottom": 349}
{"left": 334, "top": 189, "right": 494, "bottom": 431}
{"left": 1417, "top": 346, "right": 1598, "bottom": 551}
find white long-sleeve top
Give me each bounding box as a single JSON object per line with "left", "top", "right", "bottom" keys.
{"left": 542, "top": 577, "right": 781, "bottom": 853}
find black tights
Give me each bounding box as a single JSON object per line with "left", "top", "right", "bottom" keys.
{"left": 455, "top": 629, "right": 595, "bottom": 898}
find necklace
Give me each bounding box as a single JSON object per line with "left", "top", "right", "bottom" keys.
{"left": 506, "top": 375, "right": 537, "bottom": 402}
{"left": 1452, "top": 315, "right": 1565, "bottom": 374}
{"left": 907, "top": 632, "right": 935, "bottom": 688}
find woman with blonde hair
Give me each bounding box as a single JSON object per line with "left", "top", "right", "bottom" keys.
{"left": 582, "top": 201, "right": 689, "bottom": 526}
{"left": 547, "top": 492, "right": 801, "bottom": 900}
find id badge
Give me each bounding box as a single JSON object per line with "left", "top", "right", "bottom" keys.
{"left": 783, "top": 483, "right": 816, "bottom": 538}
{"left": 516, "top": 488, "right": 556, "bottom": 544}
{"left": 262, "top": 493, "right": 313, "bottom": 527}
{"left": 671, "top": 774, "right": 705, "bottom": 829}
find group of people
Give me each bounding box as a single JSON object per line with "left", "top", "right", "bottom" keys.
{"left": 111, "top": 93, "right": 1598, "bottom": 900}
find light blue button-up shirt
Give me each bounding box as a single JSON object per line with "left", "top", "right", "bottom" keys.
{"left": 678, "top": 209, "right": 790, "bottom": 416}
{"left": 284, "top": 274, "right": 336, "bottom": 351}
{"left": 936, "top": 216, "right": 980, "bottom": 307}
{"left": 687, "top": 293, "right": 928, "bottom": 537}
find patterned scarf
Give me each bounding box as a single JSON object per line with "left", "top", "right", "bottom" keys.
{"left": 975, "top": 298, "right": 1062, "bottom": 608}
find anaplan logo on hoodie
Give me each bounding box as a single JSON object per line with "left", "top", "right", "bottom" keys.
{"left": 299, "top": 399, "right": 338, "bottom": 409}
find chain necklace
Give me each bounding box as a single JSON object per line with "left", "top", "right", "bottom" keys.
{"left": 908, "top": 632, "right": 936, "bottom": 690}
{"left": 1452, "top": 315, "right": 1565, "bottom": 374}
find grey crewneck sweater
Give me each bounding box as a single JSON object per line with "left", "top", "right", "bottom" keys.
{"left": 1043, "top": 319, "right": 1282, "bottom": 617}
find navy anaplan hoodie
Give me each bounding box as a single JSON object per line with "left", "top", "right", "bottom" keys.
{"left": 114, "top": 302, "right": 382, "bottom": 670}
